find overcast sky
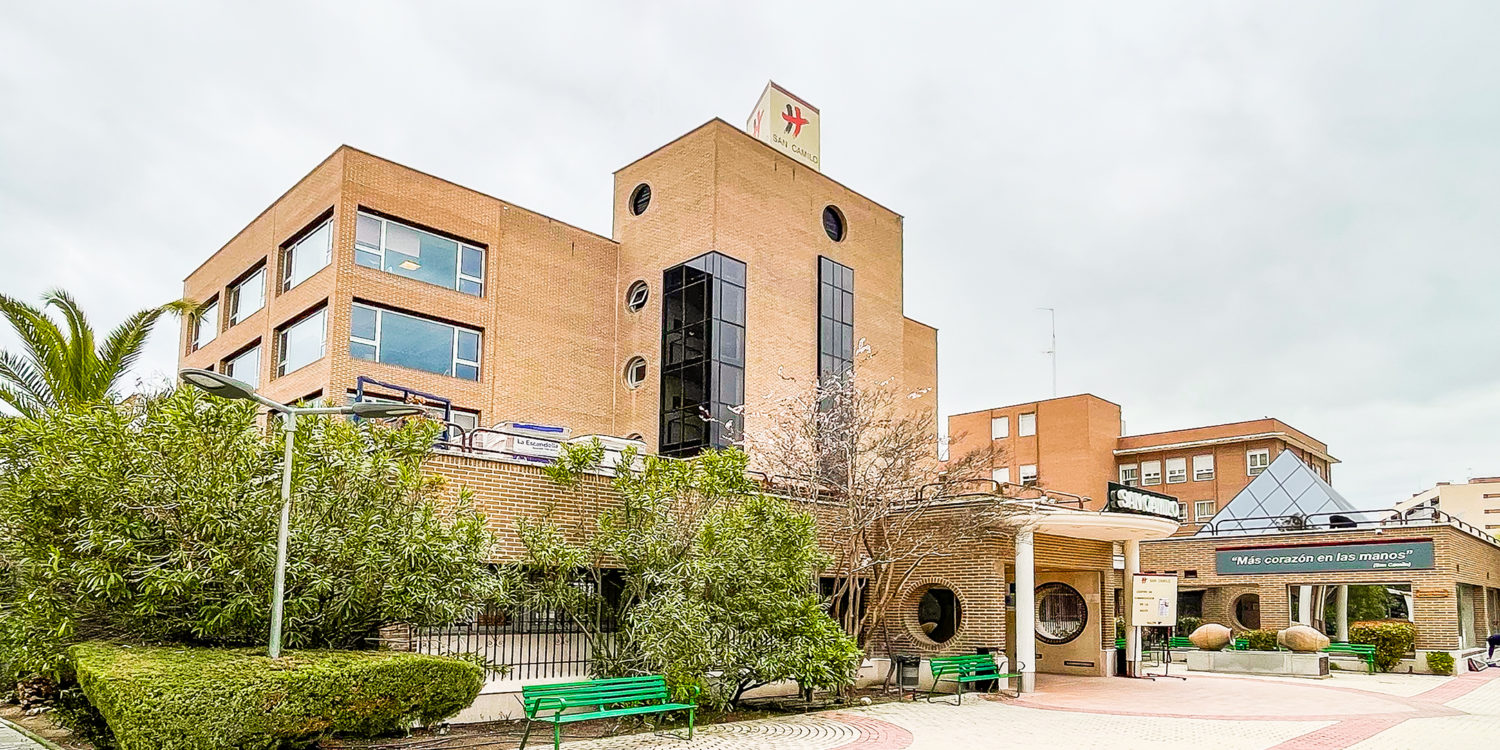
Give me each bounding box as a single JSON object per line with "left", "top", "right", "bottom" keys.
{"left": 2, "top": 2, "right": 1496, "bottom": 507}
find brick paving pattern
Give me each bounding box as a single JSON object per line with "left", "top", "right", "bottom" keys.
{"left": 553, "top": 668, "right": 1500, "bottom": 749}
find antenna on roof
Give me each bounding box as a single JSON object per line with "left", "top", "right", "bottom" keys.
{"left": 1038, "top": 307, "right": 1057, "bottom": 397}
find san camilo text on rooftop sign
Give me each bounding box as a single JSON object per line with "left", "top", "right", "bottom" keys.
{"left": 1216, "top": 539, "right": 1436, "bottom": 575}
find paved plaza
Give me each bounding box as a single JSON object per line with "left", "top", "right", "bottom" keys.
{"left": 556, "top": 668, "right": 1500, "bottom": 750}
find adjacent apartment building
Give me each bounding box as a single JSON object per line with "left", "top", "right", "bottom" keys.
{"left": 947, "top": 394, "right": 1337, "bottom": 533}
{"left": 179, "top": 117, "right": 937, "bottom": 456}
{"left": 1394, "top": 476, "right": 1500, "bottom": 532}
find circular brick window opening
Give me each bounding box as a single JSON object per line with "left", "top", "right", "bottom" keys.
{"left": 1233, "top": 593, "right": 1261, "bottom": 630}
{"left": 822, "top": 205, "right": 845, "bottom": 242}
{"left": 1036, "top": 582, "right": 1088, "bottom": 645}
{"left": 625, "top": 280, "right": 649, "bottom": 313}
{"left": 904, "top": 583, "right": 963, "bottom": 645}
{"left": 630, "top": 183, "right": 652, "bottom": 216}
{"left": 624, "top": 357, "right": 647, "bottom": 389}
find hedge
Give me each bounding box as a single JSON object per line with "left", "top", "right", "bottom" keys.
{"left": 70, "top": 643, "right": 483, "bottom": 750}
{"left": 1243, "top": 629, "right": 1279, "bottom": 651}
{"left": 1349, "top": 621, "right": 1416, "bottom": 672}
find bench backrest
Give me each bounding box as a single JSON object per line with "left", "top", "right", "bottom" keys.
{"left": 522, "top": 676, "right": 670, "bottom": 716}
{"left": 1326, "top": 643, "right": 1376, "bottom": 653}
{"left": 930, "top": 654, "right": 1000, "bottom": 673}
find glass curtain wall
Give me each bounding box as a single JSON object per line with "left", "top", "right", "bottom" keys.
{"left": 659, "top": 252, "right": 745, "bottom": 457}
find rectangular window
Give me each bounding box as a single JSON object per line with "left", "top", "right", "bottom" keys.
{"left": 192, "top": 298, "right": 218, "bottom": 351}
{"left": 355, "top": 211, "right": 484, "bottom": 296}
{"left": 1018, "top": 412, "right": 1037, "bottom": 436}
{"left": 660, "top": 252, "right": 745, "bottom": 457}
{"left": 276, "top": 307, "right": 326, "bottom": 376}
{"left": 1166, "top": 457, "right": 1187, "bottom": 484}
{"left": 992, "top": 467, "right": 1010, "bottom": 485}
{"left": 991, "top": 416, "right": 1009, "bottom": 439}
{"left": 1119, "top": 464, "right": 1139, "bottom": 486}
{"left": 817, "top": 257, "right": 854, "bottom": 380}
{"left": 227, "top": 267, "right": 265, "bottom": 325}
{"left": 1019, "top": 464, "right": 1038, "bottom": 486}
{"left": 282, "top": 218, "right": 332, "bottom": 291}
{"left": 1194, "top": 500, "right": 1216, "bottom": 521}
{"left": 224, "top": 344, "right": 261, "bottom": 389}
{"left": 1247, "top": 448, "right": 1271, "bottom": 476}
{"left": 1141, "top": 460, "right": 1162, "bottom": 486}
{"left": 349, "top": 303, "right": 481, "bottom": 381}
{"left": 1193, "top": 454, "right": 1215, "bottom": 481}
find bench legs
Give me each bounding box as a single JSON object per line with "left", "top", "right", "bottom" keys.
{"left": 518, "top": 720, "right": 532, "bottom": 750}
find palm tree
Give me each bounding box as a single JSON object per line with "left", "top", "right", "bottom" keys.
{"left": 0, "top": 289, "right": 195, "bottom": 418}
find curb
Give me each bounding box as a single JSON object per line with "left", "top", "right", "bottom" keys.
{"left": 0, "top": 717, "right": 66, "bottom": 750}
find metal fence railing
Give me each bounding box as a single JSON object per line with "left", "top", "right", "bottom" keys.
{"left": 411, "top": 605, "right": 615, "bottom": 681}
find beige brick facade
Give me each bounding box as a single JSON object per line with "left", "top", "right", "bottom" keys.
{"left": 181, "top": 119, "right": 937, "bottom": 448}
{"left": 1140, "top": 525, "right": 1500, "bottom": 652}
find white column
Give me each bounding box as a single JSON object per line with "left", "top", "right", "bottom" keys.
{"left": 1015, "top": 528, "right": 1037, "bottom": 693}
{"left": 1297, "top": 586, "right": 1314, "bottom": 627}
{"left": 1336, "top": 585, "right": 1350, "bottom": 642}
{"left": 1123, "top": 539, "right": 1141, "bottom": 677}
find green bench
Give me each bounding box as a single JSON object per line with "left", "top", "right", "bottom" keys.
{"left": 926, "top": 653, "right": 1022, "bottom": 704}
{"left": 1323, "top": 642, "right": 1377, "bottom": 673}
{"left": 520, "top": 675, "right": 699, "bottom": 750}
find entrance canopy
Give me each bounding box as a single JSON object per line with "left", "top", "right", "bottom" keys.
{"left": 1013, "top": 501, "right": 1181, "bottom": 542}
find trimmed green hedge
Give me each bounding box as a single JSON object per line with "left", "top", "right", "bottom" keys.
{"left": 1243, "top": 629, "right": 1279, "bottom": 651}
{"left": 1350, "top": 621, "right": 1416, "bottom": 672}
{"left": 1426, "top": 651, "right": 1455, "bottom": 676}
{"left": 70, "top": 643, "right": 483, "bottom": 750}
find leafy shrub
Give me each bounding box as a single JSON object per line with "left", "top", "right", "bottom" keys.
{"left": 1244, "top": 629, "right": 1280, "bottom": 651}
{"left": 1426, "top": 651, "right": 1455, "bottom": 676}
{"left": 70, "top": 643, "right": 483, "bottom": 750}
{"left": 521, "top": 444, "right": 861, "bottom": 709}
{"left": 1115, "top": 617, "right": 1125, "bottom": 640}
{"left": 1350, "top": 621, "right": 1416, "bottom": 672}
{"left": 1177, "top": 616, "right": 1202, "bottom": 635}
{"left": 0, "top": 388, "right": 501, "bottom": 683}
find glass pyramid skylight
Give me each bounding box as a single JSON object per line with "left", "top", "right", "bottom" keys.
{"left": 1196, "top": 451, "right": 1358, "bottom": 536}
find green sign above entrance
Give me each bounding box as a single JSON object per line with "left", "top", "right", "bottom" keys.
{"left": 1216, "top": 540, "right": 1435, "bottom": 575}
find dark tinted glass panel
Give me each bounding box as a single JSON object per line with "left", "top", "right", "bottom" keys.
{"left": 379, "top": 312, "right": 455, "bottom": 376}
{"left": 818, "top": 257, "right": 854, "bottom": 380}
{"left": 659, "top": 251, "right": 746, "bottom": 457}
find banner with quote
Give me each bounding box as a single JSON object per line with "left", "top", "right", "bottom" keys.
{"left": 1216, "top": 539, "right": 1435, "bottom": 575}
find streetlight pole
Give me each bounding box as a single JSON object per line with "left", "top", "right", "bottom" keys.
{"left": 1038, "top": 307, "right": 1057, "bottom": 397}
{"left": 178, "top": 369, "right": 424, "bottom": 659}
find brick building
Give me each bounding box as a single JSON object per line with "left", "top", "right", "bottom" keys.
{"left": 180, "top": 92, "right": 1184, "bottom": 703}
{"left": 179, "top": 118, "right": 936, "bottom": 453}
{"left": 1394, "top": 476, "right": 1500, "bottom": 532}
{"left": 948, "top": 393, "right": 1337, "bottom": 533}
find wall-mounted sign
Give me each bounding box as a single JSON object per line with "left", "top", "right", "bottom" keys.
{"left": 746, "top": 81, "right": 821, "bottom": 171}
{"left": 1130, "top": 574, "right": 1178, "bottom": 627}
{"left": 1215, "top": 539, "right": 1436, "bottom": 575}
{"left": 1106, "top": 482, "right": 1181, "bottom": 521}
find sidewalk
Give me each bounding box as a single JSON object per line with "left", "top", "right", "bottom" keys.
{"left": 0, "top": 720, "right": 51, "bottom": 750}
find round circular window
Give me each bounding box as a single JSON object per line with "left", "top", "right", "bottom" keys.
{"left": 625, "top": 280, "right": 649, "bottom": 313}
{"left": 623, "top": 357, "right": 648, "bottom": 389}
{"left": 630, "top": 183, "right": 652, "bottom": 216}
{"left": 1233, "top": 593, "right": 1261, "bottom": 630}
{"left": 1035, "top": 582, "right": 1088, "bottom": 645}
{"left": 905, "top": 583, "right": 963, "bottom": 645}
{"left": 822, "top": 205, "right": 845, "bottom": 242}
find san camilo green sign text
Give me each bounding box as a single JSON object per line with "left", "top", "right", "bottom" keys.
{"left": 1216, "top": 540, "right": 1435, "bottom": 575}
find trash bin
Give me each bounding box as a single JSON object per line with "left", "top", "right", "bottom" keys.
{"left": 895, "top": 654, "right": 922, "bottom": 693}
{"left": 974, "top": 648, "right": 999, "bottom": 692}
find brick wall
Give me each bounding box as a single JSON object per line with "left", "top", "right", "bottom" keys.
{"left": 1140, "top": 525, "right": 1500, "bottom": 650}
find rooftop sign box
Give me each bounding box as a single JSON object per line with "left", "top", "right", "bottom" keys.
{"left": 1215, "top": 539, "right": 1436, "bottom": 575}
{"left": 1106, "top": 482, "right": 1181, "bottom": 522}
{"left": 746, "top": 81, "right": 821, "bottom": 171}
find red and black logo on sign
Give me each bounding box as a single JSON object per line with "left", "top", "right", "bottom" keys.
{"left": 781, "top": 104, "right": 808, "bottom": 137}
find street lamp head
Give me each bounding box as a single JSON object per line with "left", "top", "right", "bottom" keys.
{"left": 350, "top": 401, "right": 426, "bottom": 419}
{"left": 179, "top": 368, "right": 259, "bottom": 401}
